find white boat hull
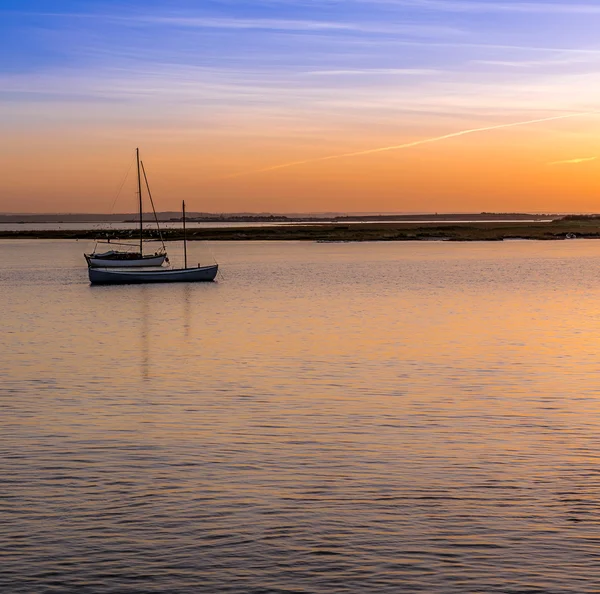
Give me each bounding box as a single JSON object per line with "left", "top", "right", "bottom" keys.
{"left": 86, "top": 253, "right": 167, "bottom": 268}
{"left": 89, "top": 264, "right": 218, "bottom": 285}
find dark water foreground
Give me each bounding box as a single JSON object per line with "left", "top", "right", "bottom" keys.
{"left": 2, "top": 240, "right": 600, "bottom": 593}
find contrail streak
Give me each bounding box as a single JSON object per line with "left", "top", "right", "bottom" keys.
{"left": 548, "top": 156, "right": 597, "bottom": 165}
{"left": 222, "top": 112, "right": 595, "bottom": 179}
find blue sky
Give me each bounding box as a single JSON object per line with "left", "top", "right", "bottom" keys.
{"left": 3, "top": 1, "right": 600, "bottom": 97}
{"left": 2, "top": 1, "right": 600, "bottom": 212}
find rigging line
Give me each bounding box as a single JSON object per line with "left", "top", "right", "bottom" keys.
{"left": 205, "top": 242, "right": 219, "bottom": 266}
{"left": 93, "top": 152, "right": 136, "bottom": 252}
{"left": 140, "top": 160, "right": 167, "bottom": 253}
{"left": 109, "top": 152, "right": 136, "bottom": 215}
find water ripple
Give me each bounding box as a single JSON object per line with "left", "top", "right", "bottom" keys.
{"left": 2, "top": 240, "right": 600, "bottom": 592}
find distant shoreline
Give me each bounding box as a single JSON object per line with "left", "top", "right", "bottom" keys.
{"left": 0, "top": 212, "right": 558, "bottom": 224}
{"left": 2, "top": 220, "right": 600, "bottom": 242}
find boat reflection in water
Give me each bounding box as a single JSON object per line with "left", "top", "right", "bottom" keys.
{"left": 138, "top": 282, "right": 195, "bottom": 380}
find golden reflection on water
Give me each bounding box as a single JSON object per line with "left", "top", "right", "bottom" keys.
{"left": 183, "top": 282, "right": 192, "bottom": 340}
{"left": 140, "top": 285, "right": 150, "bottom": 381}
{"left": 3, "top": 239, "right": 600, "bottom": 592}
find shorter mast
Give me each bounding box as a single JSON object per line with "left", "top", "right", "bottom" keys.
{"left": 136, "top": 148, "right": 143, "bottom": 255}
{"left": 182, "top": 200, "right": 187, "bottom": 269}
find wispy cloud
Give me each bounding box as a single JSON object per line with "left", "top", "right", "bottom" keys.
{"left": 184, "top": 0, "right": 600, "bottom": 11}
{"left": 376, "top": 0, "right": 600, "bottom": 14}
{"left": 139, "top": 15, "right": 461, "bottom": 36}
{"left": 7, "top": 12, "right": 461, "bottom": 37}
{"left": 142, "top": 16, "right": 360, "bottom": 32}
{"left": 549, "top": 156, "right": 597, "bottom": 165}
{"left": 303, "top": 68, "right": 438, "bottom": 76}
{"left": 471, "top": 55, "right": 600, "bottom": 69}
{"left": 4, "top": 60, "right": 600, "bottom": 131}
{"left": 324, "top": 37, "right": 600, "bottom": 56}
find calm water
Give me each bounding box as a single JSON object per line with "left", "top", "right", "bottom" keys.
{"left": 2, "top": 239, "right": 600, "bottom": 593}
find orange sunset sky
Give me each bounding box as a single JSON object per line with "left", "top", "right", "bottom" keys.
{"left": 2, "top": 1, "right": 600, "bottom": 214}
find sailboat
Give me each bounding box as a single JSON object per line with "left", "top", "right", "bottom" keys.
{"left": 88, "top": 200, "right": 218, "bottom": 285}
{"left": 84, "top": 148, "right": 167, "bottom": 268}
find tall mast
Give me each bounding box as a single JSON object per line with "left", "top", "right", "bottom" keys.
{"left": 182, "top": 200, "right": 187, "bottom": 269}
{"left": 140, "top": 161, "right": 166, "bottom": 254}
{"left": 136, "top": 147, "right": 143, "bottom": 255}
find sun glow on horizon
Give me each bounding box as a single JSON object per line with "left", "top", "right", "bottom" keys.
{"left": 2, "top": 2, "right": 600, "bottom": 213}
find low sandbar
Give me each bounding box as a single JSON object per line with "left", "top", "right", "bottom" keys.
{"left": 2, "top": 220, "right": 600, "bottom": 242}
